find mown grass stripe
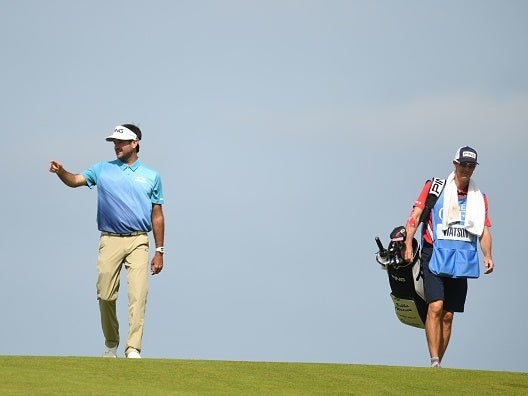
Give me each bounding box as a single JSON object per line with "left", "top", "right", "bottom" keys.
{"left": 0, "top": 356, "right": 526, "bottom": 395}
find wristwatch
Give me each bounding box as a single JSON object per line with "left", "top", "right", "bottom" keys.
{"left": 155, "top": 247, "right": 165, "bottom": 254}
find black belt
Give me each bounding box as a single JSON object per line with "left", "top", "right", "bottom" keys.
{"left": 101, "top": 231, "right": 147, "bottom": 237}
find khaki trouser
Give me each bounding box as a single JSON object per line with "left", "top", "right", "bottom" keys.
{"left": 96, "top": 233, "right": 149, "bottom": 355}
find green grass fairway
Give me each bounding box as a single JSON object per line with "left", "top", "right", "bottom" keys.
{"left": 0, "top": 356, "right": 526, "bottom": 395}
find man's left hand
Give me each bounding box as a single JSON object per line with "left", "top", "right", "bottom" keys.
{"left": 151, "top": 254, "right": 163, "bottom": 275}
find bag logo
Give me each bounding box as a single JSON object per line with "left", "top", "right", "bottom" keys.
{"left": 430, "top": 178, "right": 445, "bottom": 197}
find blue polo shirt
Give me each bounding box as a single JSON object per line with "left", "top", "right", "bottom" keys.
{"left": 82, "top": 159, "right": 164, "bottom": 234}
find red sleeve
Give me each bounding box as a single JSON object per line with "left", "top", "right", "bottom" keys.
{"left": 484, "top": 194, "right": 492, "bottom": 227}
{"left": 413, "top": 180, "right": 432, "bottom": 210}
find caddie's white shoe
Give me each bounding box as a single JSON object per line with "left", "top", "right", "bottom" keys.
{"left": 126, "top": 348, "right": 141, "bottom": 359}
{"left": 103, "top": 346, "right": 117, "bottom": 358}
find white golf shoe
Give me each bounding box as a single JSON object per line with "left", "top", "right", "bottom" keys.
{"left": 102, "top": 346, "right": 117, "bottom": 358}
{"left": 126, "top": 348, "right": 141, "bottom": 359}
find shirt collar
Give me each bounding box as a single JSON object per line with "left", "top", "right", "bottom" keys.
{"left": 118, "top": 159, "right": 141, "bottom": 171}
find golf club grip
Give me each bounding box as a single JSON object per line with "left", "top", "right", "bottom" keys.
{"left": 375, "top": 236, "right": 385, "bottom": 252}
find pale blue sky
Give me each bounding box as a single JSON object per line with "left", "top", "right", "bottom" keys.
{"left": 1, "top": 1, "right": 527, "bottom": 372}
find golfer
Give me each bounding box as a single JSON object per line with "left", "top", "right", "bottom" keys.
{"left": 49, "top": 124, "right": 165, "bottom": 358}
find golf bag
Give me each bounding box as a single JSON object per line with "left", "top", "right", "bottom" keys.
{"left": 375, "top": 226, "right": 427, "bottom": 329}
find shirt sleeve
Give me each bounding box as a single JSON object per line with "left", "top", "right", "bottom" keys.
{"left": 150, "top": 173, "right": 164, "bottom": 205}
{"left": 483, "top": 193, "right": 492, "bottom": 227}
{"left": 81, "top": 162, "right": 102, "bottom": 189}
{"left": 413, "top": 180, "right": 432, "bottom": 210}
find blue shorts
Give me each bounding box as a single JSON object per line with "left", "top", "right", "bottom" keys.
{"left": 421, "top": 243, "right": 468, "bottom": 313}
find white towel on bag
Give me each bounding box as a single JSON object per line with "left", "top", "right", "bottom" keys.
{"left": 441, "top": 171, "right": 485, "bottom": 236}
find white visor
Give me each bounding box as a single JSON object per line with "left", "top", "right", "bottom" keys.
{"left": 105, "top": 125, "right": 138, "bottom": 141}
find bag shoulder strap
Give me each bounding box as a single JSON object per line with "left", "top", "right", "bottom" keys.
{"left": 418, "top": 178, "right": 445, "bottom": 224}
